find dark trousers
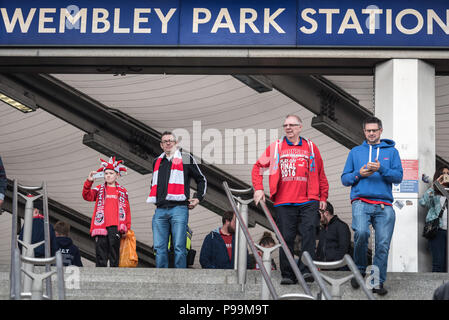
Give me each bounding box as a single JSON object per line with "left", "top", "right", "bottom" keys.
{"left": 429, "top": 229, "right": 447, "bottom": 272}
{"left": 95, "top": 226, "right": 121, "bottom": 267}
{"left": 275, "top": 201, "right": 319, "bottom": 279}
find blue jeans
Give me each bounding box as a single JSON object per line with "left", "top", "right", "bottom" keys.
{"left": 429, "top": 229, "right": 447, "bottom": 272}
{"left": 152, "top": 206, "right": 188, "bottom": 268}
{"left": 352, "top": 200, "right": 395, "bottom": 284}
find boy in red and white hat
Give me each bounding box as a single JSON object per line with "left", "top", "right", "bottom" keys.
{"left": 82, "top": 156, "right": 131, "bottom": 267}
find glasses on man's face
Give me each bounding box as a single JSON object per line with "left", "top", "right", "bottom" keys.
{"left": 282, "top": 124, "right": 301, "bottom": 128}
{"left": 161, "top": 139, "right": 176, "bottom": 144}
{"left": 364, "top": 129, "right": 380, "bottom": 133}
{"left": 319, "top": 209, "right": 326, "bottom": 214}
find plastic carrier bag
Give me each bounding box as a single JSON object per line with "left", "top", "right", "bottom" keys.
{"left": 119, "top": 230, "right": 138, "bottom": 267}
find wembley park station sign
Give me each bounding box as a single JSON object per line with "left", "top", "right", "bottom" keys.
{"left": 0, "top": 0, "right": 448, "bottom": 47}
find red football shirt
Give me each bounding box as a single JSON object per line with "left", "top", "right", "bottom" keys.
{"left": 274, "top": 138, "right": 311, "bottom": 205}
{"left": 104, "top": 185, "right": 119, "bottom": 227}
{"left": 220, "top": 230, "right": 233, "bottom": 261}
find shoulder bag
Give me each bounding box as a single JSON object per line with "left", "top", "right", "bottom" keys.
{"left": 423, "top": 198, "right": 448, "bottom": 240}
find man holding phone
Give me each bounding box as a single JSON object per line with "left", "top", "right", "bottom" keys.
{"left": 341, "top": 117, "right": 403, "bottom": 295}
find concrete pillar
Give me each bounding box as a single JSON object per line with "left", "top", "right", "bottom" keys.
{"left": 375, "top": 59, "right": 435, "bottom": 272}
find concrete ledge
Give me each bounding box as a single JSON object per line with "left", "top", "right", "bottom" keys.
{"left": 1, "top": 267, "right": 448, "bottom": 300}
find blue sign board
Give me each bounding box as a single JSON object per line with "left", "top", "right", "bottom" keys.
{"left": 394, "top": 180, "right": 419, "bottom": 194}
{"left": 0, "top": 0, "right": 448, "bottom": 47}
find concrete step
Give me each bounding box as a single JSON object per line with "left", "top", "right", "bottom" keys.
{"left": 0, "top": 266, "right": 447, "bottom": 300}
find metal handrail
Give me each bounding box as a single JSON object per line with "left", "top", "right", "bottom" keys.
{"left": 9, "top": 179, "right": 18, "bottom": 299}
{"left": 9, "top": 179, "right": 65, "bottom": 300}
{"left": 228, "top": 187, "right": 253, "bottom": 195}
{"left": 223, "top": 181, "right": 279, "bottom": 300}
{"left": 11, "top": 248, "right": 21, "bottom": 300}
{"left": 20, "top": 251, "right": 65, "bottom": 300}
{"left": 258, "top": 201, "right": 332, "bottom": 300}
{"left": 233, "top": 196, "right": 252, "bottom": 287}
{"left": 301, "top": 253, "right": 375, "bottom": 300}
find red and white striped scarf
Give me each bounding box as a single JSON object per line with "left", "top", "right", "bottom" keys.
{"left": 91, "top": 182, "right": 128, "bottom": 237}
{"left": 146, "top": 150, "right": 186, "bottom": 203}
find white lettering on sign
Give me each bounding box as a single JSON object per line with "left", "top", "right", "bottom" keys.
{"left": 155, "top": 8, "right": 176, "bottom": 34}
{"left": 1, "top": 7, "right": 178, "bottom": 34}
{"left": 0, "top": 6, "right": 448, "bottom": 38}
{"left": 133, "top": 8, "right": 152, "bottom": 34}
{"left": 240, "top": 8, "right": 260, "bottom": 33}
{"left": 395, "top": 9, "right": 423, "bottom": 35}
{"left": 38, "top": 8, "right": 56, "bottom": 33}
{"left": 338, "top": 9, "right": 363, "bottom": 34}
{"left": 59, "top": 8, "right": 87, "bottom": 33}
{"left": 211, "top": 8, "right": 236, "bottom": 33}
{"left": 298, "top": 8, "right": 449, "bottom": 35}
{"left": 299, "top": 8, "right": 317, "bottom": 34}
{"left": 0, "top": 8, "right": 36, "bottom": 33}
{"left": 193, "top": 7, "right": 285, "bottom": 34}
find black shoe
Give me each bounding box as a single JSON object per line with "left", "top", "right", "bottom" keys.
{"left": 372, "top": 284, "right": 388, "bottom": 296}
{"left": 350, "top": 273, "right": 366, "bottom": 289}
{"left": 303, "top": 273, "right": 314, "bottom": 283}
{"left": 280, "top": 277, "right": 298, "bottom": 285}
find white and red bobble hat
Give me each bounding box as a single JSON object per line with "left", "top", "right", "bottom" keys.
{"left": 97, "top": 156, "right": 127, "bottom": 176}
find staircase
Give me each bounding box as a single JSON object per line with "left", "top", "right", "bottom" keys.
{"left": 0, "top": 265, "right": 447, "bottom": 300}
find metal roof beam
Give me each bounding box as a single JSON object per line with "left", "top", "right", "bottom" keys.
{"left": 0, "top": 48, "right": 449, "bottom": 74}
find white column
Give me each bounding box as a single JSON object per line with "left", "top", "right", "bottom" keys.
{"left": 375, "top": 59, "right": 435, "bottom": 272}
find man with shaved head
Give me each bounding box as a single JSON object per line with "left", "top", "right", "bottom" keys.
{"left": 252, "top": 115, "right": 329, "bottom": 285}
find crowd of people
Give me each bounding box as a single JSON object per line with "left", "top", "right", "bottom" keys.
{"left": 0, "top": 114, "right": 447, "bottom": 299}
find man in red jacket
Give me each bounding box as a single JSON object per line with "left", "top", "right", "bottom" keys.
{"left": 252, "top": 114, "right": 329, "bottom": 284}
{"left": 83, "top": 157, "right": 131, "bottom": 267}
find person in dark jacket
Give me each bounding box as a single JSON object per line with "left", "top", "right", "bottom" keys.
{"left": 18, "top": 199, "right": 57, "bottom": 258}
{"left": 200, "top": 211, "right": 237, "bottom": 269}
{"left": 433, "top": 282, "right": 449, "bottom": 300}
{"left": 0, "top": 156, "right": 6, "bottom": 210}
{"left": 55, "top": 221, "right": 83, "bottom": 267}
{"left": 316, "top": 202, "right": 351, "bottom": 267}
{"left": 147, "top": 131, "right": 207, "bottom": 269}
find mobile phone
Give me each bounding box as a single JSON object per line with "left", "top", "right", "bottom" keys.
{"left": 93, "top": 171, "right": 104, "bottom": 179}
{"left": 443, "top": 174, "right": 449, "bottom": 184}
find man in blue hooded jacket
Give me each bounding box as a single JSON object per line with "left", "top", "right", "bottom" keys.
{"left": 341, "top": 116, "right": 403, "bottom": 296}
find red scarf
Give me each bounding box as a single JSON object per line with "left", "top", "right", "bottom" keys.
{"left": 146, "top": 150, "right": 186, "bottom": 203}
{"left": 91, "top": 182, "right": 128, "bottom": 237}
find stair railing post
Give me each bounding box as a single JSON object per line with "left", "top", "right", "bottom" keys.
{"left": 233, "top": 202, "right": 241, "bottom": 271}
{"left": 10, "top": 179, "right": 18, "bottom": 299}
{"left": 234, "top": 196, "right": 252, "bottom": 287}
{"left": 20, "top": 194, "right": 41, "bottom": 296}
{"left": 55, "top": 250, "right": 66, "bottom": 300}
{"left": 255, "top": 243, "right": 281, "bottom": 300}
{"left": 42, "top": 182, "right": 53, "bottom": 299}
{"left": 223, "top": 182, "right": 279, "bottom": 300}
